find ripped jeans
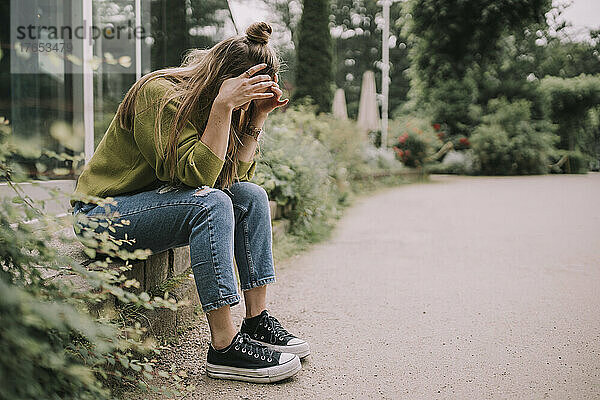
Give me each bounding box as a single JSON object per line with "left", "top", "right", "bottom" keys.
{"left": 71, "top": 181, "right": 276, "bottom": 313}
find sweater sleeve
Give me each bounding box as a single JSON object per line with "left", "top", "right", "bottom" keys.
{"left": 133, "top": 85, "right": 225, "bottom": 188}
{"left": 236, "top": 159, "right": 257, "bottom": 182}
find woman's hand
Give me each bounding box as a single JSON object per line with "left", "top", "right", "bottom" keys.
{"left": 214, "top": 64, "right": 276, "bottom": 111}
{"left": 253, "top": 73, "right": 289, "bottom": 116}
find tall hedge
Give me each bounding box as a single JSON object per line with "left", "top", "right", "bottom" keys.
{"left": 540, "top": 74, "right": 600, "bottom": 152}
{"left": 294, "top": 0, "right": 334, "bottom": 114}
{"left": 405, "top": 0, "right": 552, "bottom": 137}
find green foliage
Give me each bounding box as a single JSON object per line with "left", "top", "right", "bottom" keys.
{"left": 256, "top": 105, "right": 341, "bottom": 240}
{"left": 0, "top": 119, "right": 183, "bottom": 399}
{"left": 255, "top": 104, "right": 404, "bottom": 240}
{"left": 294, "top": 0, "right": 334, "bottom": 114}
{"left": 471, "top": 125, "right": 514, "bottom": 175}
{"left": 472, "top": 30, "right": 549, "bottom": 121}
{"left": 537, "top": 30, "right": 600, "bottom": 78}
{"left": 549, "top": 150, "right": 590, "bottom": 174}
{"left": 0, "top": 278, "right": 112, "bottom": 400}
{"left": 150, "top": 0, "right": 230, "bottom": 69}
{"left": 428, "top": 77, "right": 482, "bottom": 137}
{"left": 267, "top": 0, "right": 412, "bottom": 118}
{"left": 540, "top": 74, "right": 600, "bottom": 152}
{"left": 404, "top": 0, "right": 552, "bottom": 137}
{"left": 470, "top": 98, "right": 557, "bottom": 175}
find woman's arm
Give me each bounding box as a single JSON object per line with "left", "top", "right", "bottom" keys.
{"left": 237, "top": 112, "right": 267, "bottom": 163}
{"left": 199, "top": 100, "right": 234, "bottom": 161}
{"left": 200, "top": 63, "right": 276, "bottom": 161}
{"left": 235, "top": 73, "right": 288, "bottom": 164}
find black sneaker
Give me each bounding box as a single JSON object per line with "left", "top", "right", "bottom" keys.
{"left": 206, "top": 332, "right": 301, "bottom": 383}
{"left": 240, "top": 310, "right": 310, "bottom": 359}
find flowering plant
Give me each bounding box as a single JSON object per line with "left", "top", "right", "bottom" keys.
{"left": 392, "top": 129, "right": 434, "bottom": 167}
{"left": 454, "top": 136, "right": 471, "bottom": 150}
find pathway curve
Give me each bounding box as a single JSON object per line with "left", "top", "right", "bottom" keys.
{"left": 158, "top": 174, "right": 600, "bottom": 399}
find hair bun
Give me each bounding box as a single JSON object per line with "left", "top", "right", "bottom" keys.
{"left": 246, "top": 22, "right": 272, "bottom": 45}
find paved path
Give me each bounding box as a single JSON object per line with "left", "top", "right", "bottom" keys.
{"left": 161, "top": 174, "right": 600, "bottom": 399}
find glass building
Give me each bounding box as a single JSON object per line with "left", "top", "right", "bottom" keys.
{"left": 1, "top": 0, "right": 236, "bottom": 181}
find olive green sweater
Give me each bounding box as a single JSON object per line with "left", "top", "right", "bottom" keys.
{"left": 70, "top": 78, "right": 256, "bottom": 207}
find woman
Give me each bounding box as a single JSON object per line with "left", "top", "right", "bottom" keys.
{"left": 71, "top": 22, "right": 309, "bottom": 383}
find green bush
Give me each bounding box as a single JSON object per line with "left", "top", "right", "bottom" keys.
{"left": 471, "top": 125, "right": 515, "bottom": 175}
{"left": 0, "top": 119, "right": 182, "bottom": 400}
{"left": 540, "top": 74, "right": 600, "bottom": 152}
{"left": 257, "top": 105, "right": 405, "bottom": 241}
{"left": 279, "top": 105, "right": 371, "bottom": 183}
{"left": 405, "top": 0, "right": 550, "bottom": 137}
{"left": 470, "top": 98, "right": 557, "bottom": 175}
{"left": 549, "top": 150, "right": 590, "bottom": 174}
{"left": 390, "top": 116, "right": 441, "bottom": 167}
{"left": 257, "top": 106, "right": 339, "bottom": 241}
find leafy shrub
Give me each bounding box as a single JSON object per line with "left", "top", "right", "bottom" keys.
{"left": 549, "top": 150, "right": 590, "bottom": 174}
{"left": 257, "top": 104, "right": 405, "bottom": 240}
{"left": 470, "top": 98, "right": 557, "bottom": 175}
{"left": 540, "top": 74, "right": 600, "bottom": 152}
{"left": 256, "top": 106, "right": 340, "bottom": 240}
{"left": 390, "top": 116, "right": 441, "bottom": 167}
{"left": 0, "top": 119, "right": 182, "bottom": 399}
{"left": 471, "top": 125, "right": 514, "bottom": 174}
{"left": 453, "top": 136, "right": 471, "bottom": 150}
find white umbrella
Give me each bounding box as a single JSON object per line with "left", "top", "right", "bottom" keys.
{"left": 332, "top": 88, "right": 348, "bottom": 120}
{"left": 357, "top": 70, "right": 380, "bottom": 134}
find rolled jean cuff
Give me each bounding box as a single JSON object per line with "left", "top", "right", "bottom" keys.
{"left": 241, "top": 276, "right": 276, "bottom": 291}
{"left": 201, "top": 293, "right": 241, "bottom": 313}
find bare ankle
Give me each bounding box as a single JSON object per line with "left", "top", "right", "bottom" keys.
{"left": 243, "top": 285, "right": 268, "bottom": 319}
{"left": 245, "top": 307, "right": 266, "bottom": 319}
{"left": 206, "top": 305, "right": 238, "bottom": 350}
{"left": 212, "top": 330, "right": 237, "bottom": 350}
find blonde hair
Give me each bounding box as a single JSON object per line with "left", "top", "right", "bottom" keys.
{"left": 116, "top": 21, "right": 280, "bottom": 190}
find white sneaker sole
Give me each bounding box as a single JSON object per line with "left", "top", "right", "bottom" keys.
{"left": 206, "top": 355, "right": 301, "bottom": 383}
{"left": 254, "top": 340, "right": 311, "bottom": 359}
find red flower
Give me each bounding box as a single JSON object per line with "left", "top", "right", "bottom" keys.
{"left": 404, "top": 149, "right": 411, "bottom": 156}
{"left": 398, "top": 133, "right": 409, "bottom": 144}
{"left": 437, "top": 132, "right": 445, "bottom": 140}
{"left": 433, "top": 123, "right": 441, "bottom": 131}
{"left": 459, "top": 137, "right": 470, "bottom": 146}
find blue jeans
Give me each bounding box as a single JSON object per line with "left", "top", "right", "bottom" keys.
{"left": 72, "top": 181, "right": 276, "bottom": 313}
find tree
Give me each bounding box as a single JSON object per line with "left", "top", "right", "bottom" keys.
{"left": 294, "top": 0, "right": 334, "bottom": 114}
{"left": 541, "top": 75, "right": 600, "bottom": 151}
{"left": 151, "top": 0, "right": 232, "bottom": 69}
{"left": 267, "top": 0, "right": 411, "bottom": 119}
{"left": 405, "top": 0, "right": 552, "bottom": 137}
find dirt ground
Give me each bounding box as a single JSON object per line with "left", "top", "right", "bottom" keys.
{"left": 144, "top": 174, "right": 600, "bottom": 399}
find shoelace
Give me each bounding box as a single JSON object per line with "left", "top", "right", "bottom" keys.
{"left": 233, "top": 333, "right": 276, "bottom": 362}
{"left": 262, "top": 314, "right": 295, "bottom": 344}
